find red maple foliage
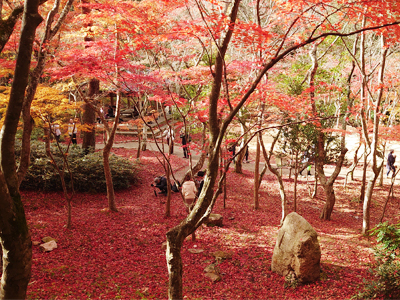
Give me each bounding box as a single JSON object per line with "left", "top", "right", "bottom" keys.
{"left": 12, "top": 145, "right": 399, "bottom": 299}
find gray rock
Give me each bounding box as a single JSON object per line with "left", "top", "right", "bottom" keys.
{"left": 204, "top": 213, "right": 223, "bottom": 227}
{"left": 271, "top": 212, "right": 321, "bottom": 284}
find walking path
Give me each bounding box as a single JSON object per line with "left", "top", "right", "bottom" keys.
{"left": 97, "top": 136, "right": 399, "bottom": 184}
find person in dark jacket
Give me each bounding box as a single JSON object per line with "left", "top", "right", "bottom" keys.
{"left": 196, "top": 171, "right": 205, "bottom": 197}
{"left": 180, "top": 129, "right": 189, "bottom": 158}
{"left": 387, "top": 149, "right": 396, "bottom": 178}
{"left": 152, "top": 176, "right": 168, "bottom": 194}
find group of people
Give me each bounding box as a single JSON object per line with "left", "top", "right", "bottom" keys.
{"left": 162, "top": 127, "right": 191, "bottom": 158}
{"left": 51, "top": 118, "right": 78, "bottom": 145}
{"left": 152, "top": 171, "right": 205, "bottom": 212}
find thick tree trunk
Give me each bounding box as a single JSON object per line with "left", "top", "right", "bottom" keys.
{"left": 82, "top": 78, "right": 99, "bottom": 153}
{"left": 103, "top": 151, "right": 117, "bottom": 211}
{"left": 0, "top": 0, "right": 42, "bottom": 297}
{"left": 0, "top": 5, "right": 24, "bottom": 53}
{"left": 319, "top": 184, "right": 335, "bottom": 220}
{"left": 0, "top": 188, "right": 32, "bottom": 299}
{"left": 362, "top": 176, "right": 378, "bottom": 234}
{"left": 166, "top": 228, "right": 184, "bottom": 299}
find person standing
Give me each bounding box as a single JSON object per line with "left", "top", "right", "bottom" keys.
{"left": 387, "top": 149, "right": 396, "bottom": 178}
{"left": 68, "top": 118, "right": 78, "bottom": 145}
{"left": 180, "top": 128, "right": 189, "bottom": 158}
{"left": 163, "top": 127, "right": 175, "bottom": 155}
{"left": 196, "top": 171, "right": 205, "bottom": 197}
{"left": 52, "top": 123, "right": 61, "bottom": 142}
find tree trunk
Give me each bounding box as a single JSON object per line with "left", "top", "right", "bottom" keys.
{"left": 0, "top": 187, "right": 32, "bottom": 299}
{"left": 102, "top": 92, "right": 122, "bottom": 212}
{"left": 136, "top": 133, "right": 141, "bottom": 159}
{"left": 253, "top": 134, "right": 260, "bottom": 210}
{"left": 82, "top": 78, "right": 99, "bottom": 153}
{"left": 360, "top": 150, "right": 368, "bottom": 202}
{"left": 260, "top": 129, "right": 288, "bottom": 224}
{"left": 293, "top": 150, "right": 298, "bottom": 212}
{"left": 141, "top": 125, "right": 147, "bottom": 151}
{"left": 165, "top": 162, "right": 171, "bottom": 218}
{"left": 166, "top": 228, "right": 184, "bottom": 300}
{"left": 0, "top": 0, "right": 42, "bottom": 297}
{"left": 319, "top": 183, "right": 335, "bottom": 220}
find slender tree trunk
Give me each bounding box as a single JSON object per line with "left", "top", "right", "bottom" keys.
{"left": 362, "top": 34, "right": 387, "bottom": 235}
{"left": 260, "top": 129, "right": 288, "bottom": 224}
{"left": 254, "top": 134, "right": 260, "bottom": 210}
{"left": 360, "top": 150, "right": 368, "bottom": 202}
{"left": 82, "top": 79, "right": 99, "bottom": 152}
{"left": 293, "top": 149, "right": 299, "bottom": 212}
{"left": 102, "top": 92, "right": 122, "bottom": 212}
{"left": 136, "top": 133, "right": 141, "bottom": 159}
{"left": 165, "top": 161, "right": 171, "bottom": 218}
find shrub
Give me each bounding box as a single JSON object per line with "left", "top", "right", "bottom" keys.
{"left": 17, "top": 141, "right": 138, "bottom": 193}
{"left": 356, "top": 222, "right": 400, "bottom": 299}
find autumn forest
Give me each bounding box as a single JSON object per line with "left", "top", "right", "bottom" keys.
{"left": 2, "top": 0, "right": 400, "bottom": 299}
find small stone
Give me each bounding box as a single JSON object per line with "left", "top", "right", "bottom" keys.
{"left": 204, "top": 214, "right": 223, "bottom": 227}
{"left": 39, "top": 240, "right": 57, "bottom": 252}
{"left": 205, "top": 272, "right": 221, "bottom": 282}
{"left": 204, "top": 263, "right": 218, "bottom": 273}
{"left": 32, "top": 241, "right": 41, "bottom": 246}
{"left": 188, "top": 248, "right": 204, "bottom": 254}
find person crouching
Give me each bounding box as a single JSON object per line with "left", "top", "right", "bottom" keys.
{"left": 181, "top": 175, "right": 197, "bottom": 213}
{"left": 152, "top": 176, "right": 168, "bottom": 195}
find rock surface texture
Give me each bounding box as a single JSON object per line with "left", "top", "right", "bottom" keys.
{"left": 271, "top": 212, "right": 321, "bottom": 284}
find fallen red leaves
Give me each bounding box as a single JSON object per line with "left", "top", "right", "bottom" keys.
{"left": 13, "top": 147, "right": 400, "bottom": 299}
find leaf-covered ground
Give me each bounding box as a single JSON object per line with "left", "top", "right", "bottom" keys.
{"left": 19, "top": 147, "right": 400, "bottom": 299}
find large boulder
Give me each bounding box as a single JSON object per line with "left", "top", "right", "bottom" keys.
{"left": 271, "top": 212, "right": 321, "bottom": 284}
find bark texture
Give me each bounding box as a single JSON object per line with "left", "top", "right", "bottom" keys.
{"left": 0, "top": 0, "right": 43, "bottom": 298}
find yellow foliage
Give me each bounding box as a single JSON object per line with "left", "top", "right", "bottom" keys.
{"left": 31, "top": 85, "right": 81, "bottom": 122}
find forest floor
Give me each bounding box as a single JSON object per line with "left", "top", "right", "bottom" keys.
{"left": 22, "top": 136, "right": 400, "bottom": 299}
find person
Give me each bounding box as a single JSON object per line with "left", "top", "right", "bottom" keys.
{"left": 152, "top": 176, "right": 168, "bottom": 195}
{"left": 67, "top": 118, "right": 78, "bottom": 145}
{"left": 106, "top": 105, "right": 114, "bottom": 118}
{"left": 228, "top": 143, "right": 236, "bottom": 163}
{"left": 163, "top": 128, "right": 175, "bottom": 154}
{"left": 97, "top": 107, "right": 104, "bottom": 123}
{"left": 196, "top": 171, "right": 205, "bottom": 197}
{"left": 181, "top": 175, "right": 197, "bottom": 213}
{"left": 180, "top": 128, "right": 189, "bottom": 158}
{"left": 387, "top": 149, "right": 396, "bottom": 178}
{"left": 51, "top": 123, "right": 61, "bottom": 142}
